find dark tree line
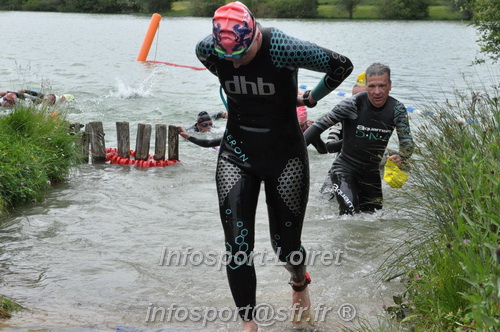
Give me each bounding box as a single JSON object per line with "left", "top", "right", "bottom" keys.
{"left": 0, "top": 0, "right": 174, "bottom": 13}
{"left": 189, "top": 0, "right": 318, "bottom": 18}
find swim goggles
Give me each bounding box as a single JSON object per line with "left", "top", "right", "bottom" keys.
{"left": 199, "top": 122, "right": 213, "bottom": 128}
{"left": 215, "top": 46, "right": 248, "bottom": 60}
{"left": 1, "top": 97, "right": 14, "bottom": 106}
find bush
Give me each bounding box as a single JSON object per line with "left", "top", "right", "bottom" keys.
{"left": 0, "top": 105, "right": 80, "bottom": 217}
{"left": 378, "top": 0, "right": 430, "bottom": 19}
{"left": 189, "top": 0, "right": 225, "bottom": 17}
{"left": 268, "top": 0, "right": 319, "bottom": 18}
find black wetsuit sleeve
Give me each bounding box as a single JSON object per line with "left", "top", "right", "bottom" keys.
{"left": 187, "top": 136, "right": 222, "bottom": 148}
{"left": 266, "top": 28, "right": 353, "bottom": 100}
{"left": 326, "top": 140, "right": 343, "bottom": 153}
{"left": 211, "top": 111, "right": 226, "bottom": 120}
{"left": 24, "top": 90, "right": 40, "bottom": 97}
{"left": 195, "top": 35, "right": 219, "bottom": 76}
{"left": 303, "top": 125, "right": 325, "bottom": 146}
{"left": 312, "top": 97, "right": 359, "bottom": 131}
{"left": 305, "top": 96, "right": 358, "bottom": 152}
{"left": 393, "top": 102, "right": 415, "bottom": 163}
{"left": 311, "top": 137, "right": 328, "bottom": 154}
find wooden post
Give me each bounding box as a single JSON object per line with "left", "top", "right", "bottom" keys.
{"left": 71, "top": 122, "right": 89, "bottom": 163}
{"left": 82, "top": 126, "right": 90, "bottom": 163}
{"left": 69, "top": 122, "right": 83, "bottom": 135}
{"left": 135, "top": 123, "right": 151, "bottom": 160}
{"left": 154, "top": 124, "right": 167, "bottom": 160}
{"left": 88, "top": 121, "right": 106, "bottom": 163}
{"left": 116, "top": 122, "right": 130, "bottom": 158}
{"left": 168, "top": 125, "right": 179, "bottom": 161}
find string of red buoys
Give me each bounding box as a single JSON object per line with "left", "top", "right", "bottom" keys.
{"left": 105, "top": 148, "right": 179, "bottom": 167}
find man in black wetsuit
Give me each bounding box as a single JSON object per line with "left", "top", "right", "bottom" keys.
{"left": 196, "top": 2, "right": 353, "bottom": 330}
{"left": 304, "top": 63, "right": 415, "bottom": 215}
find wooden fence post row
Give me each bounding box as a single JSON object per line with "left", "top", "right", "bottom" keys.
{"left": 81, "top": 121, "right": 179, "bottom": 164}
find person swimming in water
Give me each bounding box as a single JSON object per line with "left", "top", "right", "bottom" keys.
{"left": 16, "top": 89, "right": 75, "bottom": 106}
{"left": 0, "top": 92, "right": 17, "bottom": 107}
{"left": 195, "top": 2, "right": 353, "bottom": 330}
{"left": 1, "top": 89, "right": 75, "bottom": 107}
{"left": 185, "top": 110, "right": 228, "bottom": 133}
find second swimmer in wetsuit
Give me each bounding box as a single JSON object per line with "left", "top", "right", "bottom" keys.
{"left": 304, "top": 63, "right": 415, "bottom": 215}
{"left": 195, "top": 2, "right": 353, "bottom": 331}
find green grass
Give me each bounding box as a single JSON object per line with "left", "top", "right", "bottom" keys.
{"left": 318, "top": 4, "right": 379, "bottom": 19}
{"left": 428, "top": 5, "right": 462, "bottom": 20}
{"left": 164, "top": 1, "right": 190, "bottom": 16}
{"left": 318, "top": 4, "right": 462, "bottom": 19}
{"left": 0, "top": 105, "right": 81, "bottom": 218}
{"left": 0, "top": 296, "right": 21, "bottom": 319}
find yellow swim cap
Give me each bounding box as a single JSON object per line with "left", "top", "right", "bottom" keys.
{"left": 356, "top": 72, "right": 366, "bottom": 86}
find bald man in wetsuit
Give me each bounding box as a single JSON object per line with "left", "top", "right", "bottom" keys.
{"left": 304, "top": 63, "right": 415, "bottom": 215}
{"left": 195, "top": 2, "right": 353, "bottom": 331}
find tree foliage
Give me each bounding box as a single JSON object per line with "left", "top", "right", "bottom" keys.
{"left": 336, "top": 0, "right": 362, "bottom": 20}
{"left": 444, "top": 0, "right": 473, "bottom": 20}
{"left": 189, "top": 0, "right": 225, "bottom": 17}
{"left": 378, "top": 0, "right": 430, "bottom": 20}
{"left": 146, "top": 0, "right": 174, "bottom": 13}
{"left": 465, "top": 0, "right": 500, "bottom": 63}
{"left": 267, "top": 0, "right": 318, "bottom": 18}
{"left": 188, "top": 0, "right": 318, "bottom": 19}
{"left": 0, "top": 0, "right": 173, "bottom": 13}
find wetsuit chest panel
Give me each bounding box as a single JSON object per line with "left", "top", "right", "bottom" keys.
{"left": 340, "top": 94, "right": 397, "bottom": 168}
{"left": 212, "top": 28, "right": 307, "bottom": 173}
{"left": 216, "top": 29, "right": 298, "bottom": 128}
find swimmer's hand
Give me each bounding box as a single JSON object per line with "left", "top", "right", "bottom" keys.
{"left": 177, "top": 126, "right": 190, "bottom": 139}
{"left": 388, "top": 154, "right": 402, "bottom": 167}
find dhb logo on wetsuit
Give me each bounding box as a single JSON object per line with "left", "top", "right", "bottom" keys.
{"left": 225, "top": 76, "right": 276, "bottom": 95}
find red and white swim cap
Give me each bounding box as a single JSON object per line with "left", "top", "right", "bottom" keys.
{"left": 1, "top": 93, "right": 17, "bottom": 106}
{"left": 212, "top": 1, "right": 257, "bottom": 57}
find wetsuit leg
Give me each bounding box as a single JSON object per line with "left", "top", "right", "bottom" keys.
{"left": 358, "top": 169, "right": 383, "bottom": 213}
{"left": 264, "top": 157, "right": 309, "bottom": 282}
{"left": 216, "top": 157, "right": 261, "bottom": 320}
{"left": 330, "top": 170, "right": 358, "bottom": 215}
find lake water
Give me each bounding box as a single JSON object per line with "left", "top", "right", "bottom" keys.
{"left": 0, "top": 11, "right": 497, "bottom": 332}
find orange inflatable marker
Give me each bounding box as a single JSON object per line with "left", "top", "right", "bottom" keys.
{"left": 137, "top": 13, "right": 162, "bottom": 61}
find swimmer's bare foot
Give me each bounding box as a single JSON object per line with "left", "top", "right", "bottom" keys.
{"left": 290, "top": 272, "right": 314, "bottom": 326}
{"left": 242, "top": 319, "right": 258, "bottom": 332}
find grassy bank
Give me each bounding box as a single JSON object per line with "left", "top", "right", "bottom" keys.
{"left": 168, "top": 1, "right": 463, "bottom": 20}
{"left": 318, "top": 4, "right": 462, "bottom": 20}
{"left": 0, "top": 296, "right": 21, "bottom": 319}
{"left": 0, "top": 105, "right": 81, "bottom": 219}
{"left": 383, "top": 80, "right": 499, "bottom": 330}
